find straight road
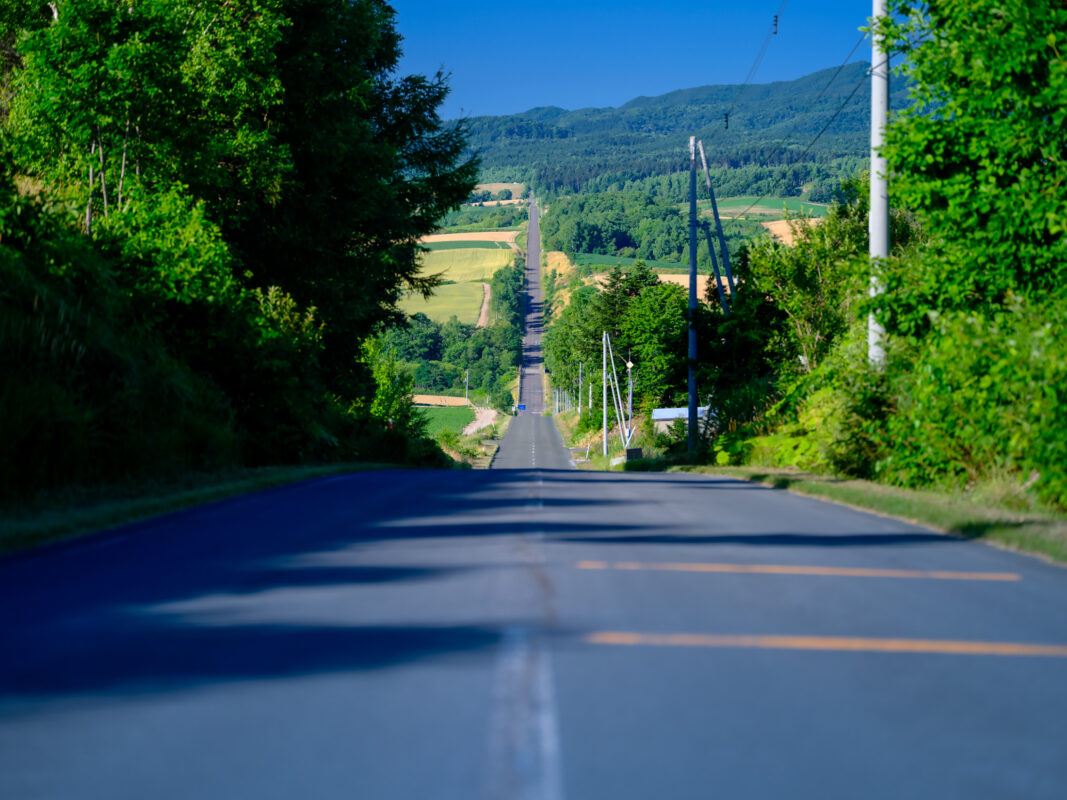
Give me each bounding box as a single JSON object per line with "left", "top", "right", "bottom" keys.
{"left": 517, "top": 200, "right": 545, "bottom": 416}
{"left": 3, "top": 200, "right": 1067, "bottom": 798}
{"left": 3, "top": 469, "right": 1067, "bottom": 798}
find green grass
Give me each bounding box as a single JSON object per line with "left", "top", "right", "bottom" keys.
{"left": 423, "top": 241, "right": 511, "bottom": 251}
{"left": 419, "top": 406, "right": 476, "bottom": 437}
{"left": 712, "top": 197, "right": 829, "bottom": 218}
{"left": 418, "top": 248, "right": 513, "bottom": 282}
{"left": 399, "top": 282, "right": 485, "bottom": 324}
{"left": 574, "top": 253, "right": 689, "bottom": 271}
{"left": 0, "top": 462, "right": 398, "bottom": 556}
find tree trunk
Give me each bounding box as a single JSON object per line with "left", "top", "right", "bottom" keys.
{"left": 85, "top": 141, "right": 96, "bottom": 235}
{"left": 117, "top": 115, "right": 130, "bottom": 208}
{"left": 97, "top": 131, "right": 109, "bottom": 218}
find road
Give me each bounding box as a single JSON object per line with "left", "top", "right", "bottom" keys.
{"left": 2, "top": 197, "right": 1067, "bottom": 797}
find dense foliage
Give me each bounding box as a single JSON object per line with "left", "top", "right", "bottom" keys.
{"left": 1, "top": 0, "right": 475, "bottom": 498}
{"left": 378, "top": 262, "right": 524, "bottom": 411}
{"left": 694, "top": 0, "right": 1067, "bottom": 508}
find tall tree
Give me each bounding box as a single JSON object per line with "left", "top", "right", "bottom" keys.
{"left": 878, "top": 0, "right": 1067, "bottom": 335}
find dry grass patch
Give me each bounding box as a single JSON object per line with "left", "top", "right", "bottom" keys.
{"left": 421, "top": 231, "right": 520, "bottom": 244}
{"left": 762, "top": 218, "right": 823, "bottom": 246}
{"left": 477, "top": 182, "right": 524, "bottom": 197}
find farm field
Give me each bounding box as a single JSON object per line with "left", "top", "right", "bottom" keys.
{"left": 712, "top": 197, "right": 829, "bottom": 218}
{"left": 399, "top": 282, "right": 485, "bottom": 325}
{"left": 421, "top": 231, "right": 519, "bottom": 244}
{"left": 418, "top": 406, "right": 476, "bottom": 437}
{"left": 424, "top": 240, "right": 511, "bottom": 251}
{"left": 476, "top": 182, "right": 524, "bottom": 198}
{"left": 762, "top": 218, "right": 824, "bottom": 245}
{"left": 418, "top": 248, "right": 513, "bottom": 283}
{"left": 574, "top": 252, "right": 688, "bottom": 272}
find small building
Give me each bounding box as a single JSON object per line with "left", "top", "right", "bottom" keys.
{"left": 651, "top": 406, "right": 711, "bottom": 435}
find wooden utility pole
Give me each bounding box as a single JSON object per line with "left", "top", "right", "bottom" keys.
{"left": 687, "top": 137, "right": 698, "bottom": 453}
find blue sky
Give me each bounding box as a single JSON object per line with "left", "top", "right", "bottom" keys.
{"left": 391, "top": 1, "right": 879, "bottom": 119}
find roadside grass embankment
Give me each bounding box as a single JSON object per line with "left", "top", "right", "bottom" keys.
{"left": 0, "top": 462, "right": 400, "bottom": 557}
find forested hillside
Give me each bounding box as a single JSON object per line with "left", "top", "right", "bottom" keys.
{"left": 0, "top": 0, "right": 476, "bottom": 500}
{"left": 466, "top": 63, "right": 908, "bottom": 196}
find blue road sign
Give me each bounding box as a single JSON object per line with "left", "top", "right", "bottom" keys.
{"left": 517, "top": 404, "right": 526, "bottom": 411}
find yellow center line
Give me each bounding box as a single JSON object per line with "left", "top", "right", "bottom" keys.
{"left": 575, "top": 560, "right": 1019, "bottom": 582}
{"left": 587, "top": 631, "right": 1067, "bottom": 657}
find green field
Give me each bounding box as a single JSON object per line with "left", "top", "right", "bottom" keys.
{"left": 419, "top": 248, "right": 513, "bottom": 282}
{"left": 574, "top": 253, "right": 688, "bottom": 272}
{"left": 399, "top": 282, "right": 484, "bottom": 324}
{"left": 712, "top": 197, "right": 829, "bottom": 217}
{"left": 418, "top": 406, "right": 475, "bottom": 437}
{"left": 424, "top": 240, "right": 511, "bottom": 251}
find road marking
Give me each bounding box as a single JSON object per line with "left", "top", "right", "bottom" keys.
{"left": 587, "top": 631, "right": 1067, "bottom": 657}
{"left": 576, "top": 560, "right": 1020, "bottom": 582}
{"left": 486, "top": 628, "right": 565, "bottom": 800}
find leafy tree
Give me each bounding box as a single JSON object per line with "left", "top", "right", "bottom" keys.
{"left": 622, "top": 282, "right": 689, "bottom": 407}
{"left": 878, "top": 0, "right": 1067, "bottom": 335}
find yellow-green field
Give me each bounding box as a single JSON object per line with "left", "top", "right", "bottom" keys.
{"left": 399, "top": 282, "right": 484, "bottom": 325}
{"left": 418, "top": 247, "right": 513, "bottom": 282}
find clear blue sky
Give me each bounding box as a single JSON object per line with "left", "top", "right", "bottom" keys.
{"left": 391, "top": 0, "right": 878, "bottom": 119}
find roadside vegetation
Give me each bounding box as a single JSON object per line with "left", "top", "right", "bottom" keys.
{"left": 0, "top": 1, "right": 476, "bottom": 526}
{"left": 543, "top": 0, "right": 1067, "bottom": 560}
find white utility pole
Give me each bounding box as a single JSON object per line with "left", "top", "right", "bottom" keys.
{"left": 578, "top": 362, "right": 583, "bottom": 415}
{"left": 465, "top": 369, "right": 469, "bottom": 405}
{"left": 869, "top": 0, "right": 889, "bottom": 366}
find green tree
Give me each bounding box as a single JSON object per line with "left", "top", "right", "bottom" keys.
{"left": 878, "top": 0, "right": 1067, "bottom": 335}
{"left": 622, "top": 282, "right": 689, "bottom": 407}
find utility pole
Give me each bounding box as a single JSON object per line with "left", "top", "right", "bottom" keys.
{"left": 602, "top": 331, "right": 608, "bottom": 457}
{"left": 578, "top": 362, "right": 583, "bottom": 415}
{"left": 687, "top": 137, "right": 698, "bottom": 454}
{"left": 869, "top": 0, "right": 889, "bottom": 366}
{"left": 465, "top": 369, "right": 469, "bottom": 405}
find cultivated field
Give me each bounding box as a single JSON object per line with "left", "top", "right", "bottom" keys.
{"left": 476, "top": 182, "right": 525, "bottom": 198}
{"left": 762, "top": 218, "right": 823, "bottom": 246}
{"left": 419, "top": 248, "right": 514, "bottom": 283}
{"left": 413, "top": 395, "right": 470, "bottom": 407}
{"left": 399, "top": 281, "right": 485, "bottom": 324}
{"left": 711, "top": 197, "right": 829, "bottom": 219}
{"left": 418, "top": 406, "right": 476, "bottom": 437}
{"left": 424, "top": 240, "right": 511, "bottom": 251}
{"left": 421, "top": 231, "right": 519, "bottom": 244}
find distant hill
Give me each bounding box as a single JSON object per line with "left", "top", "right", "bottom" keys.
{"left": 461, "top": 63, "right": 910, "bottom": 194}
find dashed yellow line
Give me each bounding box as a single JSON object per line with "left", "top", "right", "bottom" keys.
{"left": 587, "top": 632, "right": 1067, "bottom": 658}
{"left": 576, "top": 560, "right": 1019, "bottom": 582}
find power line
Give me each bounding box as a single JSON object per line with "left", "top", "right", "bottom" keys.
{"left": 705, "top": 0, "right": 790, "bottom": 145}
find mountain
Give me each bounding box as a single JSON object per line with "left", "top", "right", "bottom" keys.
{"left": 460, "top": 63, "right": 911, "bottom": 194}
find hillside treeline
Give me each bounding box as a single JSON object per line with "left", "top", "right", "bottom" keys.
{"left": 0, "top": 0, "right": 476, "bottom": 499}
{"left": 547, "top": 0, "right": 1067, "bottom": 508}
{"left": 468, "top": 63, "right": 908, "bottom": 196}
{"left": 378, "top": 262, "right": 524, "bottom": 411}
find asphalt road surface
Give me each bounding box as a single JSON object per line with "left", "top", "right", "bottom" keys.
{"left": 3, "top": 469, "right": 1067, "bottom": 799}
{"left": 3, "top": 200, "right": 1067, "bottom": 797}
{"left": 518, "top": 200, "right": 545, "bottom": 416}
